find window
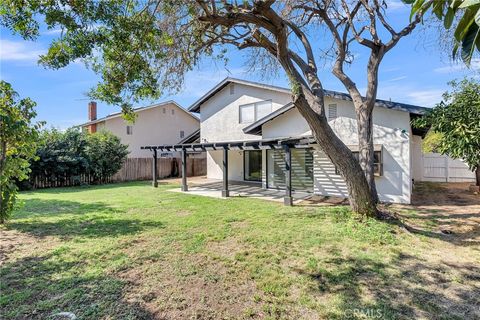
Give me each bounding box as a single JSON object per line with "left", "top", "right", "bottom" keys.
{"left": 244, "top": 150, "right": 262, "bottom": 182}
{"left": 267, "top": 148, "right": 314, "bottom": 191}
{"left": 239, "top": 104, "right": 255, "bottom": 123}
{"left": 335, "top": 150, "right": 383, "bottom": 176}
{"left": 230, "top": 84, "right": 235, "bottom": 95}
{"left": 180, "top": 130, "right": 185, "bottom": 138}
{"left": 171, "top": 109, "right": 175, "bottom": 115}
{"left": 328, "top": 104, "right": 337, "bottom": 120}
{"left": 126, "top": 125, "right": 133, "bottom": 135}
{"left": 163, "top": 108, "right": 166, "bottom": 114}
{"left": 239, "top": 100, "right": 272, "bottom": 124}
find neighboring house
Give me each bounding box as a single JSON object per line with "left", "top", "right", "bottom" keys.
{"left": 81, "top": 101, "right": 200, "bottom": 158}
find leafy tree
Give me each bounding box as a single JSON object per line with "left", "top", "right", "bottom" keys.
{"left": 85, "top": 131, "right": 129, "bottom": 183}
{"left": 27, "top": 129, "right": 128, "bottom": 187}
{"left": 26, "top": 128, "right": 90, "bottom": 188}
{"left": 413, "top": 78, "right": 480, "bottom": 186}
{"left": 0, "top": 1, "right": 432, "bottom": 216}
{"left": 407, "top": 0, "right": 480, "bottom": 65}
{"left": 0, "top": 81, "right": 41, "bottom": 223}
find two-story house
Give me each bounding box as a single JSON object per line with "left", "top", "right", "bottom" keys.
{"left": 142, "top": 77, "right": 475, "bottom": 204}
{"left": 81, "top": 100, "right": 200, "bottom": 158}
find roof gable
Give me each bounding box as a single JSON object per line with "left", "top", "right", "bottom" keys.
{"left": 80, "top": 100, "right": 198, "bottom": 127}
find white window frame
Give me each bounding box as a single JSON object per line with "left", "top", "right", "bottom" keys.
{"left": 126, "top": 125, "right": 133, "bottom": 135}
{"left": 239, "top": 100, "right": 272, "bottom": 124}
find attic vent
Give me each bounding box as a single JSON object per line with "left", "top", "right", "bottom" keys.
{"left": 230, "top": 83, "right": 235, "bottom": 95}
{"left": 328, "top": 104, "right": 337, "bottom": 120}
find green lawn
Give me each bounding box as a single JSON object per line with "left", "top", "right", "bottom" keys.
{"left": 1, "top": 182, "right": 478, "bottom": 319}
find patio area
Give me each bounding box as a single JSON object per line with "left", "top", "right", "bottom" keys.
{"left": 168, "top": 178, "right": 313, "bottom": 204}
{"left": 167, "top": 177, "right": 350, "bottom": 206}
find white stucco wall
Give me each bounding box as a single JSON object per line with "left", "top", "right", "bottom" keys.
{"left": 206, "top": 150, "right": 245, "bottom": 181}
{"left": 200, "top": 83, "right": 291, "bottom": 181}
{"left": 91, "top": 103, "right": 199, "bottom": 158}
{"left": 198, "top": 81, "right": 414, "bottom": 204}
{"left": 262, "top": 98, "right": 413, "bottom": 203}
{"left": 200, "top": 83, "right": 291, "bottom": 143}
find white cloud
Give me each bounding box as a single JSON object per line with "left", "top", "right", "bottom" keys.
{"left": 406, "top": 89, "right": 444, "bottom": 107}
{"left": 0, "top": 39, "right": 45, "bottom": 62}
{"left": 385, "top": 0, "right": 408, "bottom": 11}
{"left": 43, "top": 28, "right": 63, "bottom": 35}
{"left": 386, "top": 76, "right": 407, "bottom": 82}
{"left": 434, "top": 59, "right": 480, "bottom": 74}
{"left": 377, "top": 84, "right": 444, "bottom": 107}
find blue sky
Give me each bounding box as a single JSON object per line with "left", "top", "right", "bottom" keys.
{"left": 0, "top": 1, "right": 478, "bottom": 129}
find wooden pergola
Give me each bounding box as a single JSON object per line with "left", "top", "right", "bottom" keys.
{"left": 141, "top": 136, "right": 315, "bottom": 206}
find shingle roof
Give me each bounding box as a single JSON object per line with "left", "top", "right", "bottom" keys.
{"left": 188, "top": 77, "right": 430, "bottom": 115}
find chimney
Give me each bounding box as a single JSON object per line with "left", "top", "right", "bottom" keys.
{"left": 88, "top": 101, "right": 97, "bottom": 121}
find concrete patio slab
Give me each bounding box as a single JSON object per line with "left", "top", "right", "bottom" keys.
{"left": 168, "top": 179, "right": 312, "bottom": 204}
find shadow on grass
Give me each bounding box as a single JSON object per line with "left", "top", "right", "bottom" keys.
{"left": 21, "top": 181, "right": 153, "bottom": 195}
{"left": 9, "top": 199, "right": 164, "bottom": 240}
{"left": 0, "top": 254, "right": 155, "bottom": 320}
{"left": 15, "top": 198, "right": 123, "bottom": 219}
{"left": 295, "top": 252, "right": 480, "bottom": 319}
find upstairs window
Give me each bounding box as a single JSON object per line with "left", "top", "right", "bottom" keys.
{"left": 239, "top": 100, "right": 272, "bottom": 124}
{"left": 171, "top": 109, "right": 175, "bottom": 115}
{"left": 230, "top": 84, "right": 235, "bottom": 95}
{"left": 180, "top": 130, "right": 185, "bottom": 138}
{"left": 328, "top": 104, "right": 337, "bottom": 120}
{"left": 126, "top": 125, "right": 133, "bottom": 135}
{"left": 163, "top": 108, "right": 166, "bottom": 114}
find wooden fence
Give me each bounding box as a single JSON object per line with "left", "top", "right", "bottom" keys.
{"left": 111, "top": 157, "right": 206, "bottom": 182}
{"left": 27, "top": 157, "right": 206, "bottom": 189}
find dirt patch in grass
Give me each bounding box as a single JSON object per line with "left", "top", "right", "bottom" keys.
{"left": 391, "top": 182, "right": 480, "bottom": 246}
{"left": 118, "top": 252, "right": 262, "bottom": 319}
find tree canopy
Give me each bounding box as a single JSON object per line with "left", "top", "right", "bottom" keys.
{"left": 407, "top": 0, "right": 480, "bottom": 65}
{"left": 413, "top": 78, "right": 480, "bottom": 185}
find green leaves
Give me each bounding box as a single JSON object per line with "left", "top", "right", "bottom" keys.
{"left": 0, "top": 81, "right": 41, "bottom": 223}
{"left": 412, "top": 78, "right": 480, "bottom": 173}
{"left": 407, "top": 0, "right": 480, "bottom": 65}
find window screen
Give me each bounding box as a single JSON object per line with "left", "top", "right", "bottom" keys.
{"left": 239, "top": 100, "right": 272, "bottom": 123}
{"left": 255, "top": 100, "right": 272, "bottom": 120}
{"left": 240, "top": 104, "right": 255, "bottom": 123}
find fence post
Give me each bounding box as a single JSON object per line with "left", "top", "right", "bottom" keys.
{"left": 152, "top": 149, "right": 158, "bottom": 187}
{"left": 445, "top": 156, "right": 449, "bottom": 183}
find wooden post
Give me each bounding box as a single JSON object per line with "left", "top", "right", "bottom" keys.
{"left": 152, "top": 149, "right": 158, "bottom": 188}
{"left": 284, "top": 144, "right": 293, "bottom": 206}
{"left": 181, "top": 149, "right": 188, "bottom": 191}
{"left": 222, "top": 148, "right": 229, "bottom": 197}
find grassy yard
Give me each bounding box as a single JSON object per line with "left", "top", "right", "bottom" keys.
{"left": 1, "top": 181, "right": 479, "bottom": 319}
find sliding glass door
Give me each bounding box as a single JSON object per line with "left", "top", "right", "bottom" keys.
{"left": 267, "top": 148, "right": 313, "bottom": 192}
{"left": 244, "top": 150, "right": 262, "bottom": 182}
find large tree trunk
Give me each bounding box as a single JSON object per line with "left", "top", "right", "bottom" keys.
{"left": 295, "top": 94, "right": 378, "bottom": 217}
{"left": 476, "top": 165, "right": 480, "bottom": 187}
{"left": 357, "top": 107, "right": 379, "bottom": 204}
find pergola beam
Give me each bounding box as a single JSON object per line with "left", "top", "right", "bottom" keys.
{"left": 181, "top": 148, "right": 188, "bottom": 192}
